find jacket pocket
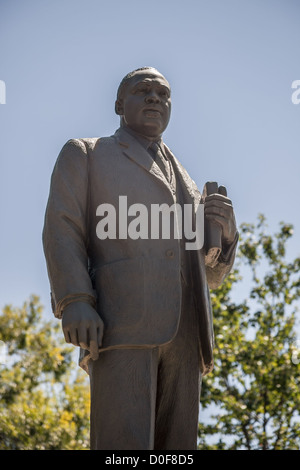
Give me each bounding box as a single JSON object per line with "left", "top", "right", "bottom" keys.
{"left": 94, "top": 258, "right": 145, "bottom": 341}
{"left": 94, "top": 256, "right": 181, "bottom": 349}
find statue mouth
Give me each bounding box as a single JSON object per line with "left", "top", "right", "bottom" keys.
{"left": 143, "top": 107, "right": 162, "bottom": 118}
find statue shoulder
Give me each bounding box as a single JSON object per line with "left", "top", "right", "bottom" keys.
{"left": 59, "top": 135, "right": 113, "bottom": 156}
{"left": 56, "top": 135, "right": 118, "bottom": 169}
{"left": 78, "top": 135, "right": 117, "bottom": 154}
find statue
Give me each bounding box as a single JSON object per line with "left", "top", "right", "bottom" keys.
{"left": 43, "top": 67, "right": 238, "bottom": 450}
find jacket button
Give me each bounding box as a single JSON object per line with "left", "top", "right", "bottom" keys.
{"left": 166, "top": 249, "right": 174, "bottom": 258}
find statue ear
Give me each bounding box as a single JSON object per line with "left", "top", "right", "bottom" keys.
{"left": 115, "top": 99, "right": 124, "bottom": 115}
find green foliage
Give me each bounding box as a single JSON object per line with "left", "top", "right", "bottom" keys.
{"left": 199, "top": 215, "right": 300, "bottom": 450}
{"left": 0, "top": 295, "right": 90, "bottom": 449}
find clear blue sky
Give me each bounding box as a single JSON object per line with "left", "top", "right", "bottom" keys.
{"left": 0, "top": 0, "right": 299, "bottom": 318}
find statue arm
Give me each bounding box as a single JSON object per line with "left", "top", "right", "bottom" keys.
{"left": 42, "top": 139, "right": 96, "bottom": 318}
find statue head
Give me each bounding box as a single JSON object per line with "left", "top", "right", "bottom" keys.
{"left": 115, "top": 67, "right": 171, "bottom": 139}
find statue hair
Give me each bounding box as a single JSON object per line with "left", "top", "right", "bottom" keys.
{"left": 116, "top": 67, "right": 163, "bottom": 100}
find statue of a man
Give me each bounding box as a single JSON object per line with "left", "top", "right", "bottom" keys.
{"left": 43, "top": 67, "right": 238, "bottom": 450}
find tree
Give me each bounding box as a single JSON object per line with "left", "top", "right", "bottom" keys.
{"left": 0, "top": 295, "right": 90, "bottom": 450}
{"left": 198, "top": 215, "right": 300, "bottom": 450}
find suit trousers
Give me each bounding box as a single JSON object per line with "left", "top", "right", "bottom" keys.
{"left": 88, "top": 275, "right": 202, "bottom": 450}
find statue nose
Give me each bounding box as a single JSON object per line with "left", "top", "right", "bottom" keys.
{"left": 145, "top": 91, "right": 160, "bottom": 104}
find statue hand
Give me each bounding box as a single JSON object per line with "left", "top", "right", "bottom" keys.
{"left": 62, "top": 301, "right": 104, "bottom": 361}
{"left": 204, "top": 191, "right": 237, "bottom": 245}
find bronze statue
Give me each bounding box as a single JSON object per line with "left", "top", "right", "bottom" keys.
{"left": 43, "top": 67, "right": 238, "bottom": 450}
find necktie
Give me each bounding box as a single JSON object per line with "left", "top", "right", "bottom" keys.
{"left": 149, "top": 142, "right": 171, "bottom": 182}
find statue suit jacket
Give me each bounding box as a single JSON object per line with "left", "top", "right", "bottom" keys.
{"left": 43, "top": 127, "right": 238, "bottom": 376}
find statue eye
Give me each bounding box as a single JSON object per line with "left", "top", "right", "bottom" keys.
{"left": 159, "top": 88, "right": 170, "bottom": 99}
{"left": 134, "top": 85, "right": 148, "bottom": 94}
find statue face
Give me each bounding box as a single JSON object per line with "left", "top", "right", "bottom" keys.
{"left": 117, "top": 70, "right": 171, "bottom": 139}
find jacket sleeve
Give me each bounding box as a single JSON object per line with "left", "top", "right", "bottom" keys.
{"left": 205, "top": 231, "right": 239, "bottom": 289}
{"left": 42, "top": 139, "right": 96, "bottom": 318}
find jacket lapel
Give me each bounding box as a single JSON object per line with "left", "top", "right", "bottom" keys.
{"left": 115, "top": 128, "right": 174, "bottom": 196}
{"left": 164, "top": 143, "right": 202, "bottom": 209}
{"left": 114, "top": 128, "right": 202, "bottom": 207}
